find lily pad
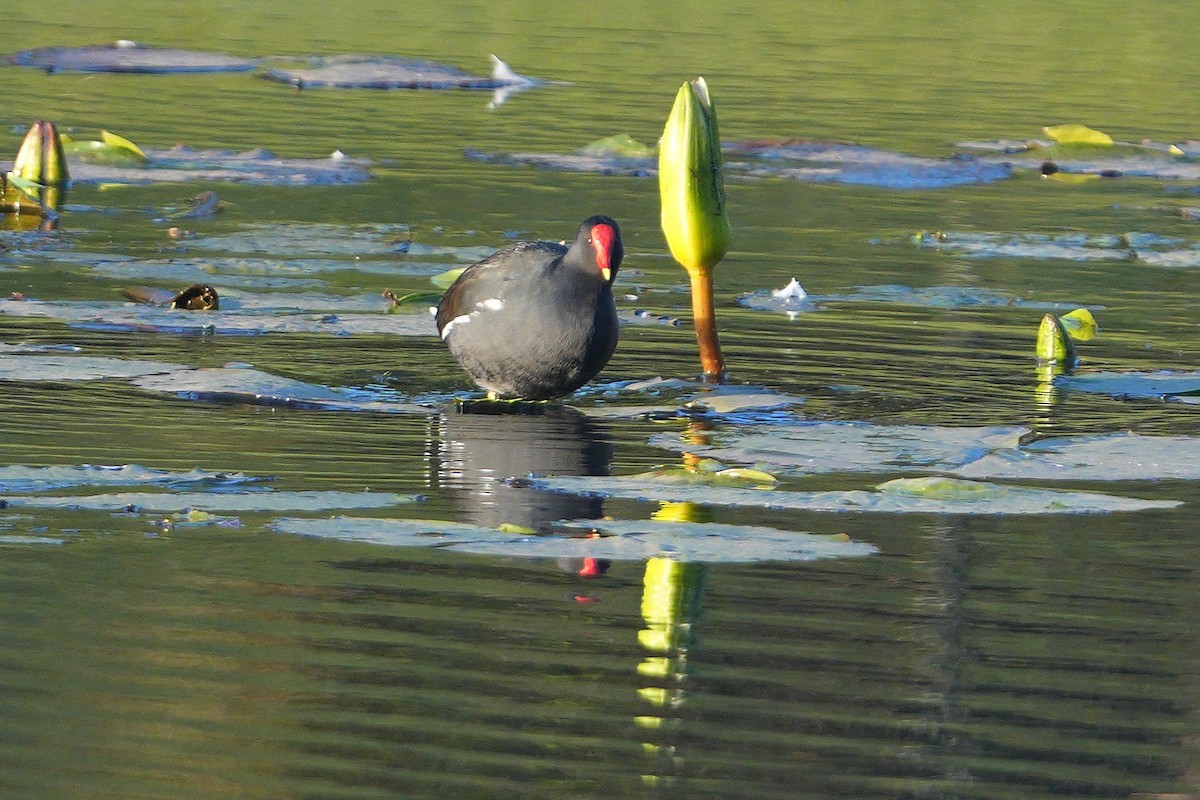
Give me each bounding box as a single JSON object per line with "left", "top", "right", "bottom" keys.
{"left": 954, "top": 432, "right": 1200, "bottom": 482}
{"left": 909, "top": 231, "right": 1134, "bottom": 261}
{"left": 130, "top": 365, "right": 431, "bottom": 412}
{"left": 650, "top": 421, "right": 1025, "bottom": 476}
{"left": 259, "top": 53, "right": 538, "bottom": 91}
{"left": 191, "top": 223, "right": 413, "bottom": 257}
{"left": 9, "top": 42, "right": 259, "bottom": 74}
{"left": 0, "top": 294, "right": 438, "bottom": 336}
{"left": 724, "top": 140, "right": 1014, "bottom": 189}
{"left": 468, "top": 139, "right": 1013, "bottom": 189}
{"left": 3, "top": 490, "right": 413, "bottom": 513}
{"left": 1057, "top": 371, "right": 1200, "bottom": 404}
{"left": 740, "top": 281, "right": 1096, "bottom": 314}
{"left": 0, "top": 464, "right": 261, "bottom": 493}
{"left": 532, "top": 475, "right": 1178, "bottom": 515}
{"left": 271, "top": 515, "right": 876, "bottom": 563}
{"left": 53, "top": 145, "right": 370, "bottom": 186}
{"left": 581, "top": 384, "right": 804, "bottom": 421}
{"left": 0, "top": 353, "right": 185, "bottom": 381}
{"left": 959, "top": 137, "right": 1200, "bottom": 181}
{"left": 0, "top": 534, "right": 66, "bottom": 546}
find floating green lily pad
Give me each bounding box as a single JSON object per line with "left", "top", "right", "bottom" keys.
{"left": 532, "top": 475, "right": 1178, "bottom": 515}
{"left": 955, "top": 432, "right": 1200, "bottom": 481}
{"left": 0, "top": 294, "right": 438, "bottom": 336}
{"left": 468, "top": 140, "right": 1012, "bottom": 189}
{"left": 9, "top": 42, "right": 259, "bottom": 74}
{"left": 130, "top": 366, "right": 431, "bottom": 413}
{"left": 739, "top": 283, "right": 1089, "bottom": 313}
{"left": 271, "top": 515, "right": 877, "bottom": 563}
{"left": 650, "top": 421, "right": 1025, "bottom": 476}
{"left": 1057, "top": 371, "right": 1200, "bottom": 404}
{"left": 0, "top": 353, "right": 185, "bottom": 381}
{"left": 4, "top": 490, "right": 414, "bottom": 513}
{"left": 55, "top": 145, "right": 370, "bottom": 186}
{"left": 0, "top": 464, "right": 260, "bottom": 493}
{"left": 259, "top": 54, "right": 538, "bottom": 90}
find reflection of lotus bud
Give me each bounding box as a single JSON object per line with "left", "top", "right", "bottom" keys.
{"left": 11, "top": 120, "right": 69, "bottom": 188}
{"left": 638, "top": 557, "right": 706, "bottom": 653}
{"left": 1036, "top": 313, "right": 1077, "bottom": 365}
{"left": 659, "top": 77, "right": 730, "bottom": 273}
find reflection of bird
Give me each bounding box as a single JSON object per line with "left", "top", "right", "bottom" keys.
{"left": 435, "top": 216, "right": 622, "bottom": 400}
{"left": 429, "top": 404, "right": 612, "bottom": 533}
{"left": 122, "top": 283, "right": 219, "bottom": 310}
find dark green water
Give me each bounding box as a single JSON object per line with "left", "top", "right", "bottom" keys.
{"left": 2, "top": 2, "right": 1198, "bottom": 798}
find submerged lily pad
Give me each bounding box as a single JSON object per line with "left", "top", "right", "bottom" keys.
{"left": 192, "top": 223, "right": 413, "bottom": 257}
{"left": 9, "top": 42, "right": 259, "bottom": 73}
{"left": 533, "top": 475, "right": 1177, "bottom": 515}
{"left": 468, "top": 139, "right": 1012, "bottom": 189}
{"left": 909, "top": 230, "right": 1135, "bottom": 261}
{"left": 0, "top": 353, "right": 184, "bottom": 381}
{"left": 958, "top": 136, "right": 1200, "bottom": 181}
{"left": 3, "top": 490, "right": 413, "bottom": 513}
{"left": 0, "top": 464, "right": 260, "bottom": 493}
{"left": 724, "top": 140, "right": 1014, "bottom": 189}
{"left": 260, "top": 53, "right": 539, "bottom": 91}
{"left": 54, "top": 145, "right": 370, "bottom": 186}
{"left": 650, "top": 421, "right": 1025, "bottom": 476}
{"left": 0, "top": 292, "right": 439, "bottom": 336}
{"left": 653, "top": 421, "right": 1200, "bottom": 483}
{"left": 1057, "top": 371, "right": 1200, "bottom": 404}
{"left": 955, "top": 432, "right": 1200, "bottom": 481}
{"left": 0, "top": 534, "right": 66, "bottom": 546}
{"left": 130, "top": 366, "right": 430, "bottom": 412}
{"left": 739, "top": 282, "right": 1086, "bottom": 314}
{"left": 271, "top": 515, "right": 876, "bottom": 563}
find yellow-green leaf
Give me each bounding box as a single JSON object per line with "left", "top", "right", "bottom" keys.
{"left": 64, "top": 139, "right": 147, "bottom": 167}
{"left": 430, "top": 267, "right": 466, "bottom": 289}
{"left": 1059, "top": 308, "right": 1097, "bottom": 341}
{"left": 580, "top": 133, "right": 655, "bottom": 158}
{"left": 1042, "top": 123, "right": 1114, "bottom": 146}
{"left": 100, "top": 130, "right": 148, "bottom": 160}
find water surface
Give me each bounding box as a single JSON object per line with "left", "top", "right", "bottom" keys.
{"left": 2, "top": 2, "right": 1198, "bottom": 798}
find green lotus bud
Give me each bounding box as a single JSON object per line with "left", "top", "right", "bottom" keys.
{"left": 1036, "top": 313, "right": 1078, "bottom": 365}
{"left": 659, "top": 77, "right": 730, "bottom": 273}
{"left": 10, "top": 120, "right": 69, "bottom": 188}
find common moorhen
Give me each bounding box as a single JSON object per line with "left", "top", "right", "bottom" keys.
{"left": 436, "top": 215, "right": 623, "bottom": 400}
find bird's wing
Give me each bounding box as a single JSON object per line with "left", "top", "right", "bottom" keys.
{"left": 435, "top": 240, "right": 566, "bottom": 332}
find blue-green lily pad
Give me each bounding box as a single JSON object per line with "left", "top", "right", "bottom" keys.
{"left": 532, "top": 475, "right": 1178, "bottom": 515}
{"left": 259, "top": 53, "right": 538, "bottom": 91}
{"left": 0, "top": 353, "right": 185, "bottom": 381}
{"left": 955, "top": 432, "right": 1200, "bottom": 481}
{"left": 0, "top": 464, "right": 260, "bottom": 493}
{"left": 9, "top": 42, "right": 259, "bottom": 74}
{"left": 130, "top": 366, "right": 430, "bottom": 412}
{"left": 468, "top": 140, "right": 1012, "bottom": 189}
{"left": 0, "top": 294, "right": 437, "bottom": 336}
{"left": 650, "top": 422, "right": 1025, "bottom": 475}
{"left": 53, "top": 146, "right": 370, "bottom": 186}
{"left": 271, "top": 515, "right": 876, "bottom": 563}
{"left": 739, "top": 283, "right": 1090, "bottom": 314}
{"left": 0, "top": 534, "right": 67, "bottom": 546}
{"left": 1057, "top": 371, "right": 1200, "bottom": 403}
{"left": 4, "top": 490, "right": 413, "bottom": 513}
